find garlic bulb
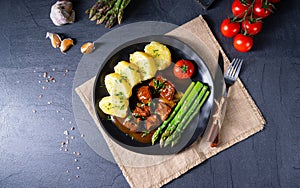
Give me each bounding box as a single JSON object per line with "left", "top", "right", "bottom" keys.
{"left": 50, "top": 0, "right": 75, "bottom": 26}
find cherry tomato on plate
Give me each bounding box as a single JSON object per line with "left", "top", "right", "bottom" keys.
{"left": 173, "top": 60, "right": 195, "bottom": 79}
{"left": 220, "top": 18, "right": 241, "bottom": 38}
{"left": 231, "top": 0, "right": 250, "bottom": 18}
{"left": 253, "top": 0, "right": 272, "bottom": 18}
{"left": 241, "top": 18, "right": 263, "bottom": 35}
{"left": 233, "top": 34, "right": 253, "bottom": 52}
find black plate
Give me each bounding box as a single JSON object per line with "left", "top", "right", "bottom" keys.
{"left": 93, "top": 35, "right": 214, "bottom": 155}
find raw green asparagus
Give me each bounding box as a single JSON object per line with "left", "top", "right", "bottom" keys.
{"left": 86, "top": 0, "right": 131, "bottom": 28}
{"left": 105, "top": 0, "right": 122, "bottom": 28}
{"left": 117, "top": 0, "right": 131, "bottom": 24}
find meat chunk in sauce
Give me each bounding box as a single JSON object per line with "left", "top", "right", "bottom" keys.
{"left": 137, "top": 86, "right": 152, "bottom": 104}
{"left": 122, "top": 117, "right": 142, "bottom": 132}
{"left": 145, "top": 115, "right": 161, "bottom": 131}
{"left": 123, "top": 119, "right": 138, "bottom": 132}
{"left": 149, "top": 76, "right": 165, "bottom": 90}
{"left": 149, "top": 76, "right": 176, "bottom": 101}
{"left": 155, "top": 102, "right": 172, "bottom": 121}
{"left": 132, "top": 103, "right": 150, "bottom": 118}
{"left": 160, "top": 81, "right": 175, "bottom": 101}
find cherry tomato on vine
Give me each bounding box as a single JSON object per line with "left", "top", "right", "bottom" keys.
{"left": 220, "top": 18, "right": 241, "bottom": 38}
{"left": 241, "top": 18, "right": 262, "bottom": 35}
{"left": 233, "top": 34, "right": 253, "bottom": 52}
{"left": 173, "top": 60, "right": 195, "bottom": 79}
{"left": 269, "top": 0, "right": 280, "bottom": 3}
{"left": 231, "top": 0, "right": 250, "bottom": 18}
{"left": 253, "top": 0, "right": 272, "bottom": 18}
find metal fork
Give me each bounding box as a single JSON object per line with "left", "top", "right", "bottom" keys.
{"left": 207, "top": 58, "right": 243, "bottom": 146}
{"left": 223, "top": 58, "right": 243, "bottom": 97}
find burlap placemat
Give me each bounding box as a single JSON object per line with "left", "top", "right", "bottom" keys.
{"left": 75, "top": 15, "right": 266, "bottom": 188}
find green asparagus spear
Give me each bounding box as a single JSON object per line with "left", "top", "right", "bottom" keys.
{"left": 97, "top": 5, "right": 110, "bottom": 15}
{"left": 151, "top": 82, "right": 195, "bottom": 145}
{"left": 101, "top": 0, "right": 117, "bottom": 14}
{"left": 117, "top": 0, "right": 131, "bottom": 25}
{"left": 97, "top": 13, "right": 110, "bottom": 24}
{"left": 89, "top": 0, "right": 104, "bottom": 19}
{"left": 105, "top": 14, "right": 117, "bottom": 28}
{"left": 159, "top": 82, "right": 203, "bottom": 147}
{"left": 163, "top": 85, "right": 208, "bottom": 147}
{"left": 90, "top": 12, "right": 100, "bottom": 21}
{"left": 171, "top": 89, "right": 210, "bottom": 147}
{"left": 105, "top": 0, "right": 123, "bottom": 28}
{"left": 89, "top": 8, "right": 96, "bottom": 19}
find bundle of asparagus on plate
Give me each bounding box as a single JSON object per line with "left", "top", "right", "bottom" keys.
{"left": 152, "top": 81, "right": 210, "bottom": 148}
{"left": 86, "top": 0, "right": 131, "bottom": 28}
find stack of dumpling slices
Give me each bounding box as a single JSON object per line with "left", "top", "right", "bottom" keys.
{"left": 99, "top": 41, "right": 172, "bottom": 118}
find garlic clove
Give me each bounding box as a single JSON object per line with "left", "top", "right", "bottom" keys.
{"left": 81, "top": 42, "right": 95, "bottom": 54}
{"left": 60, "top": 38, "right": 74, "bottom": 53}
{"left": 46, "top": 32, "right": 61, "bottom": 48}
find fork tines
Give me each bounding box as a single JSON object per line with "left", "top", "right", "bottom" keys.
{"left": 227, "top": 58, "right": 243, "bottom": 79}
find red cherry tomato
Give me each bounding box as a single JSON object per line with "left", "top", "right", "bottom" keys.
{"left": 233, "top": 34, "right": 253, "bottom": 52}
{"left": 231, "top": 0, "right": 250, "bottom": 18}
{"left": 173, "top": 60, "right": 194, "bottom": 79}
{"left": 220, "top": 18, "right": 241, "bottom": 38}
{"left": 253, "top": 0, "right": 272, "bottom": 18}
{"left": 241, "top": 18, "right": 263, "bottom": 35}
{"left": 269, "top": 0, "right": 280, "bottom": 3}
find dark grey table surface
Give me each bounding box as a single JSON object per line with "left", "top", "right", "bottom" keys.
{"left": 0, "top": 0, "right": 299, "bottom": 187}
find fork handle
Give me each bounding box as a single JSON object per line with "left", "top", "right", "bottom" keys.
{"left": 207, "top": 95, "right": 228, "bottom": 146}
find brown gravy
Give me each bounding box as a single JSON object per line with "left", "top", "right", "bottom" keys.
{"left": 111, "top": 116, "right": 155, "bottom": 143}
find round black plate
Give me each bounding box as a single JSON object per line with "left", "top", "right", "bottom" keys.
{"left": 93, "top": 35, "right": 214, "bottom": 155}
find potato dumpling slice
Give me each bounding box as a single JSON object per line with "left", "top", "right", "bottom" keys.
{"left": 144, "top": 41, "right": 172, "bottom": 70}
{"left": 129, "top": 51, "right": 157, "bottom": 81}
{"left": 99, "top": 96, "right": 129, "bottom": 118}
{"left": 104, "top": 73, "right": 132, "bottom": 99}
{"left": 114, "top": 61, "right": 142, "bottom": 88}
